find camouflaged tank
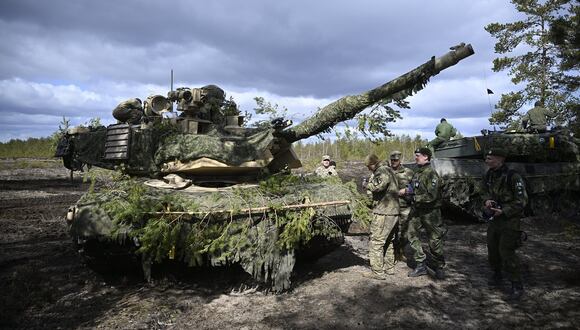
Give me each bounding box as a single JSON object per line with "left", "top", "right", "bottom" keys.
{"left": 432, "top": 128, "right": 580, "bottom": 220}
{"left": 56, "top": 44, "right": 474, "bottom": 291}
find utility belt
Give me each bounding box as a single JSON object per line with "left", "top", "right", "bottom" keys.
{"left": 411, "top": 203, "right": 441, "bottom": 213}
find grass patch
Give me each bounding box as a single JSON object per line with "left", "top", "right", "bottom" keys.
{"left": 0, "top": 158, "right": 63, "bottom": 170}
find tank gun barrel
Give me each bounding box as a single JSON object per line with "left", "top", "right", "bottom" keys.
{"left": 279, "top": 43, "right": 474, "bottom": 143}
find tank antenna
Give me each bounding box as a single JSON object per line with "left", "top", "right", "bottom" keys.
{"left": 483, "top": 68, "right": 497, "bottom": 131}
{"left": 170, "top": 69, "right": 174, "bottom": 112}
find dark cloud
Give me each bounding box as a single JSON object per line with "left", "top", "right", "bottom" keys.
{"left": 0, "top": 0, "right": 516, "bottom": 141}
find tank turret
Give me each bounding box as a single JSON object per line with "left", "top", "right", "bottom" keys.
{"left": 57, "top": 44, "right": 474, "bottom": 182}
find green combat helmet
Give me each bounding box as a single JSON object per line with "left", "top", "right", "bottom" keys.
{"left": 55, "top": 44, "right": 474, "bottom": 291}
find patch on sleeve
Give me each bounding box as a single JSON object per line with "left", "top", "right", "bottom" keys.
{"left": 515, "top": 179, "right": 525, "bottom": 196}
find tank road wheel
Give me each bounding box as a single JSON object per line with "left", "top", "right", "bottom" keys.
{"left": 556, "top": 192, "right": 579, "bottom": 218}
{"left": 530, "top": 195, "right": 554, "bottom": 217}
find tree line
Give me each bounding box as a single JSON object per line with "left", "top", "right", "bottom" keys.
{"left": 0, "top": 134, "right": 428, "bottom": 162}
{"left": 294, "top": 135, "right": 428, "bottom": 169}
{"left": 0, "top": 137, "right": 55, "bottom": 158}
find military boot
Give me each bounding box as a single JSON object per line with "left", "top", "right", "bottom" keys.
{"left": 407, "top": 262, "right": 427, "bottom": 277}
{"left": 362, "top": 271, "right": 387, "bottom": 281}
{"left": 425, "top": 264, "right": 445, "bottom": 280}
{"left": 434, "top": 268, "right": 445, "bottom": 280}
{"left": 487, "top": 271, "right": 503, "bottom": 286}
{"left": 509, "top": 281, "right": 524, "bottom": 300}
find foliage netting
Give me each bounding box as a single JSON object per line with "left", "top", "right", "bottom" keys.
{"left": 75, "top": 174, "right": 365, "bottom": 291}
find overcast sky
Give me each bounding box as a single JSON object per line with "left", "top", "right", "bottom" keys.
{"left": 0, "top": 0, "right": 522, "bottom": 142}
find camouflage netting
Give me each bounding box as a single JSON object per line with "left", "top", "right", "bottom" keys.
{"left": 71, "top": 128, "right": 113, "bottom": 169}
{"left": 72, "top": 175, "right": 360, "bottom": 291}
{"left": 154, "top": 129, "right": 275, "bottom": 167}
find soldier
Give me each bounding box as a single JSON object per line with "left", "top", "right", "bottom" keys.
{"left": 400, "top": 147, "right": 446, "bottom": 279}
{"left": 389, "top": 150, "right": 414, "bottom": 262}
{"left": 428, "top": 118, "right": 457, "bottom": 149}
{"left": 362, "top": 154, "right": 400, "bottom": 280}
{"left": 521, "top": 101, "right": 556, "bottom": 133}
{"left": 482, "top": 148, "right": 528, "bottom": 299}
{"left": 314, "top": 155, "right": 338, "bottom": 177}
{"left": 112, "top": 98, "right": 144, "bottom": 125}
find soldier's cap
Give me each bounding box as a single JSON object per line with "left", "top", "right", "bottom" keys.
{"left": 364, "top": 154, "right": 380, "bottom": 166}
{"left": 390, "top": 150, "right": 402, "bottom": 160}
{"left": 322, "top": 155, "right": 331, "bottom": 161}
{"left": 486, "top": 148, "right": 508, "bottom": 158}
{"left": 415, "top": 147, "right": 432, "bottom": 158}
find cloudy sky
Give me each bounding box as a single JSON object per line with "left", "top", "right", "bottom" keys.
{"left": 0, "top": 0, "right": 522, "bottom": 142}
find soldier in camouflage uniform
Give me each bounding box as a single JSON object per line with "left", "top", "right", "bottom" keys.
{"left": 389, "top": 150, "right": 414, "bottom": 262}
{"left": 481, "top": 148, "right": 528, "bottom": 299}
{"left": 521, "top": 100, "right": 556, "bottom": 133}
{"left": 314, "top": 155, "right": 338, "bottom": 177}
{"left": 112, "top": 98, "right": 144, "bottom": 125}
{"left": 363, "top": 154, "right": 400, "bottom": 280}
{"left": 400, "top": 147, "right": 446, "bottom": 279}
{"left": 428, "top": 118, "right": 457, "bottom": 149}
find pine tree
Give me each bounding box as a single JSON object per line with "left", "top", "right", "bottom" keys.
{"left": 485, "top": 0, "right": 579, "bottom": 128}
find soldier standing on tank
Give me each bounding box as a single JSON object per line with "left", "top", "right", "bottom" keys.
{"left": 428, "top": 118, "right": 457, "bottom": 149}
{"left": 400, "top": 147, "right": 446, "bottom": 279}
{"left": 482, "top": 148, "right": 528, "bottom": 299}
{"left": 362, "top": 154, "right": 400, "bottom": 280}
{"left": 521, "top": 100, "right": 556, "bottom": 133}
{"left": 314, "top": 155, "right": 338, "bottom": 177}
{"left": 389, "top": 150, "right": 414, "bottom": 262}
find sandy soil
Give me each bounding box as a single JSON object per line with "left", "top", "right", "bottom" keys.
{"left": 1, "top": 160, "right": 580, "bottom": 329}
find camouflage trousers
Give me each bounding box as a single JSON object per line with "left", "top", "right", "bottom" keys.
{"left": 369, "top": 214, "right": 399, "bottom": 275}
{"left": 487, "top": 217, "right": 522, "bottom": 282}
{"left": 395, "top": 207, "right": 411, "bottom": 252}
{"left": 428, "top": 136, "right": 448, "bottom": 149}
{"left": 407, "top": 208, "right": 446, "bottom": 269}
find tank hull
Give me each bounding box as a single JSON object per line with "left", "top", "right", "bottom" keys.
{"left": 66, "top": 176, "right": 357, "bottom": 291}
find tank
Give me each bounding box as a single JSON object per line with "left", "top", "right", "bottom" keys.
{"left": 432, "top": 128, "right": 580, "bottom": 220}
{"left": 56, "top": 44, "right": 475, "bottom": 291}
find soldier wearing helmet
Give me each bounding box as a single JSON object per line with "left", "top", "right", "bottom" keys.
{"left": 389, "top": 150, "right": 414, "bottom": 262}
{"left": 400, "top": 147, "right": 446, "bottom": 279}
{"left": 362, "top": 154, "right": 400, "bottom": 280}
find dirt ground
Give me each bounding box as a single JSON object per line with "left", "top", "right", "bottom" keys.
{"left": 1, "top": 159, "right": 580, "bottom": 329}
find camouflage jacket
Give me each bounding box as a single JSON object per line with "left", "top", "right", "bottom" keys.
{"left": 392, "top": 165, "right": 414, "bottom": 208}
{"left": 481, "top": 165, "right": 528, "bottom": 219}
{"left": 435, "top": 121, "right": 457, "bottom": 140}
{"left": 522, "top": 106, "right": 556, "bottom": 127}
{"left": 410, "top": 162, "right": 442, "bottom": 209}
{"left": 314, "top": 165, "right": 338, "bottom": 177}
{"left": 367, "top": 162, "right": 400, "bottom": 215}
